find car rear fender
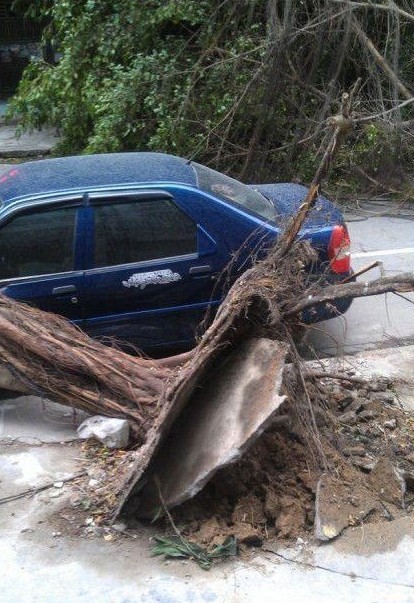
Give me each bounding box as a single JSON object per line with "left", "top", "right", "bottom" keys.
{"left": 252, "top": 183, "right": 348, "bottom": 266}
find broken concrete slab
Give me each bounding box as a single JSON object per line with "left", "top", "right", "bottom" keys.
{"left": 124, "top": 338, "right": 288, "bottom": 517}
{"left": 314, "top": 473, "right": 378, "bottom": 541}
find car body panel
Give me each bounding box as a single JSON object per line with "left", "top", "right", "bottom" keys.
{"left": 1, "top": 272, "right": 85, "bottom": 321}
{"left": 0, "top": 153, "right": 197, "bottom": 205}
{"left": 0, "top": 152, "right": 353, "bottom": 352}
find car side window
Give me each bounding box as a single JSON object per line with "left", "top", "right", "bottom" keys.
{"left": 0, "top": 207, "right": 77, "bottom": 280}
{"left": 93, "top": 199, "right": 197, "bottom": 268}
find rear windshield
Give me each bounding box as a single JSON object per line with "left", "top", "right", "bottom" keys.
{"left": 192, "top": 163, "right": 275, "bottom": 222}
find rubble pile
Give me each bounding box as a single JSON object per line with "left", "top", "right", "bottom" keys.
{"left": 165, "top": 374, "right": 414, "bottom": 548}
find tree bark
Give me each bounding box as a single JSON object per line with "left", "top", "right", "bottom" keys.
{"left": 285, "top": 274, "right": 414, "bottom": 317}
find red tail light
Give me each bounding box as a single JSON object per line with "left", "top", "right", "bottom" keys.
{"left": 328, "top": 224, "right": 351, "bottom": 274}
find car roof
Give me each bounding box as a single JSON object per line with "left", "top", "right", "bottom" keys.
{"left": 0, "top": 152, "right": 197, "bottom": 205}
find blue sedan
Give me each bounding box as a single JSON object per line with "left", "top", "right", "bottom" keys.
{"left": 0, "top": 152, "right": 352, "bottom": 353}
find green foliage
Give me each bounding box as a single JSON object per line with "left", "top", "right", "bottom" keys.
{"left": 8, "top": 0, "right": 266, "bottom": 159}
{"left": 339, "top": 123, "right": 402, "bottom": 179}
{"left": 151, "top": 534, "right": 237, "bottom": 570}
{"left": 7, "top": 0, "right": 414, "bottom": 185}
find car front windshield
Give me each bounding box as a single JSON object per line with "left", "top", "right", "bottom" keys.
{"left": 191, "top": 162, "right": 275, "bottom": 222}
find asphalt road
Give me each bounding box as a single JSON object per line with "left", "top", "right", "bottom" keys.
{"left": 302, "top": 201, "right": 414, "bottom": 357}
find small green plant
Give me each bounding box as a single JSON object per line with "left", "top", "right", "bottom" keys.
{"left": 151, "top": 477, "right": 237, "bottom": 570}
{"left": 151, "top": 534, "right": 237, "bottom": 570}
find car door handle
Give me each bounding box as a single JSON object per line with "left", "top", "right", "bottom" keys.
{"left": 189, "top": 265, "right": 212, "bottom": 276}
{"left": 52, "top": 285, "right": 77, "bottom": 295}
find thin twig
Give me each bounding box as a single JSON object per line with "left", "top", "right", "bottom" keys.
{"left": 354, "top": 97, "right": 414, "bottom": 123}
{"left": 340, "top": 261, "right": 382, "bottom": 282}
{"left": 0, "top": 471, "right": 87, "bottom": 506}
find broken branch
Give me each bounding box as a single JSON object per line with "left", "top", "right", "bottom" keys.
{"left": 352, "top": 17, "right": 413, "bottom": 100}
{"left": 285, "top": 273, "right": 414, "bottom": 317}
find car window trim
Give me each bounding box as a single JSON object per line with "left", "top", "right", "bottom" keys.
{"left": 88, "top": 190, "right": 173, "bottom": 205}
{"left": 85, "top": 252, "right": 199, "bottom": 275}
{"left": 0, "top": 269, "right": 84, "bottom": 285}
{"left": 0, "top": 195, "right": 84, "bottom": 225}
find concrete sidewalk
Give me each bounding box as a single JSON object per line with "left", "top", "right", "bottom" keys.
{"left": 1, "top": 345, "right": 414, "bottom": 602}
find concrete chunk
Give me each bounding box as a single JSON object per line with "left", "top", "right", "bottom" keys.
{"left": 136, "top": 338, "right": 288, "bottom": 516}
{"left": 315, "top": 473, "right": 377, "bottom": 541}
{"left": 77, "top": 416, "right": 130, "bottom": 449}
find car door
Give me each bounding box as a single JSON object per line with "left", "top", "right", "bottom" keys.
{"left": 0, "top": 201, "right": 84, "bottom": 322}
{"left": 82, "top": 191, "right": 224, "bottom": 350}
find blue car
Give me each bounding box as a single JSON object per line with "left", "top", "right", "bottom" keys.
{"left": 0, "top": 152, "right": 352, "bottom": 353}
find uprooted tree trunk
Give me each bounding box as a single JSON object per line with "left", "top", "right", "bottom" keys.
{"left": 2, "top": 252, "right": 413, "bottom": 429}
{"left": 1, "top": 88, "right": 414, "bottom": 517}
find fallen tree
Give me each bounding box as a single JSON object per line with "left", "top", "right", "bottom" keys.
{"left": 2, "top": 265, "right": 413, "bottom": 433}
{"left": 1, "top": 88, "right": 414, "bottom": 519}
